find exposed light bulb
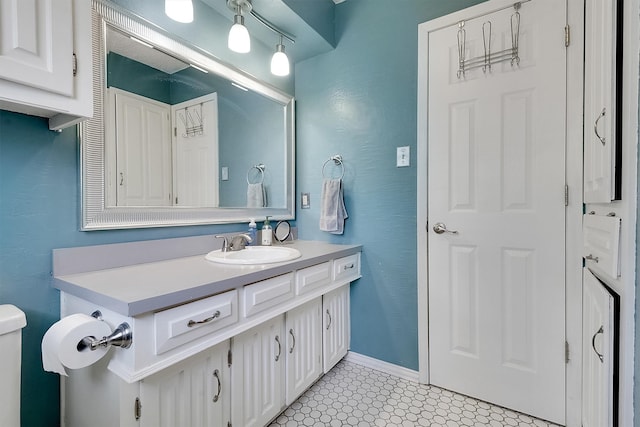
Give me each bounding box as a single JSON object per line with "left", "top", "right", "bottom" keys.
{"left": 228, "top": 14, "right": 251, "bottom": 53}
{"left": 165, "top": 0, "right": 193, "bottom": 23}
{"left": 271, "top": 43, "right": 289, "bottom": 76}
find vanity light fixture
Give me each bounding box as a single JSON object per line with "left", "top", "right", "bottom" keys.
{"left": 165, "top": 0, "right": 194, "bottom": 23}
{"left": 226, "top": 0, "right": 295, "bottom": 76}
{"left": 227, "top": 0, "right": 251, "bottom": 53}
{"left": 270, "top": 35, "right": 290, "bottom": 76}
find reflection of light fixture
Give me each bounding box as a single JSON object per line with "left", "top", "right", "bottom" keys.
{"left": 270, "top": 35, "right": 290, "bottom": 76}
{"left": 129, "top": 36, "right": 154, "bottom": 49}
{"left": 190, "top": 63, "right": 209, "bottom": 73}
{"left": 231, "top": 82, "right": 249, "bottom": 91}
{"left": 165, "top": 0, "right": 193, "bottom": 23}
{"left": 227, "top": 0, "right": 251, "bottom": 53}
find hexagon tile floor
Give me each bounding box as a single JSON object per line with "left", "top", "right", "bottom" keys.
{"left": 268, "top": 360, "right": 562, "bottom": 427}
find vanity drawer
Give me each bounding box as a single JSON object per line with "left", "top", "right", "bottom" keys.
{"left": 154, "top": 290, "right": 238, "bottom": 355}
{"left": 243, "top": 273, "right": 294, "bottom": 317}
{"left": 333, "top": 253, "right": 361, "bottom": 283}
{"left": 296, "top": 262, "right": 332, "bottom": 295}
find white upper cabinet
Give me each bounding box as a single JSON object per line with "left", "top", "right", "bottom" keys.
{"left": 0, "top": 0, "right": 92, "bottom": 130}
{"left": 584, "top": 0, "right": 620, "bottom": 203}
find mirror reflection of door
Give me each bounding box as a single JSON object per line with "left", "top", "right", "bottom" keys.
{"left": 172, "top": 93, "right": 219, "bottom": 207}
{"left": 112, "top": 88, "right": 172, "bottom": 207}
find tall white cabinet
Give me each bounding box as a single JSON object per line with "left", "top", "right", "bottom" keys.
{"left": 583, "top": 0, "right": 620, "bottom": 202}
{"left": 0, "top": 0, "right": 92, "bottom": 130}
{"left": 582, "top": 268, "right": 617, "bottom": 427}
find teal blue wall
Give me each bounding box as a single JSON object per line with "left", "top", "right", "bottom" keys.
{"left": 294, "top": 0, "right": 484, "bottom": 369}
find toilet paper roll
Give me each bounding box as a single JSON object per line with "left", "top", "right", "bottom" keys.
{"left": 42, "top": 313, "right": 112, "bottom": 376}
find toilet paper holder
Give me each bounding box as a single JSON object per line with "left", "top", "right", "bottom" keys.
{"left": 77, "top": 311, "right": 133, "bottom": 352}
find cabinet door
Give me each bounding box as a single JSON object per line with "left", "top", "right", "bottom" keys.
{"left": 286, "top": 298, "right": 323, "bottom": 405}
{"left": 582, "top": 268, "right": 616, "bottom": 427}
{"left": 0, "top": 0, "right": 73, "bottom": 96}
{"left": 323, "top": 285, "right": 350, "bottom": 373}
{"left": 232, "top": 315, "right": 286, "bottom": 427}
{"left": 584, "top": 0, "right": 619, "bottom": 202}
{"left": 139, "top": 341, "right": 231, "bottom": 427}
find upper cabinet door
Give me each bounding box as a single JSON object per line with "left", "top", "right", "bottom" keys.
{"left": 584, "top": 0, "right": 620, "bottom": 203}
{"left": 0, "top": 0, "right": 91, "bottom": 130}
{"left": 0, "top": 0, "right": 73, "bottom": 96}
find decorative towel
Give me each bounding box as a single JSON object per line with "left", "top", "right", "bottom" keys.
{"left": 247, "top": 183, "right": 266, "bottom": 208}
{"left": 319, "top": 178, "right": 348, "bottom": 234}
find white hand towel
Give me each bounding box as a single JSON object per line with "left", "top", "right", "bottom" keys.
{"left": 247, "top": 183, "right": 265, "bottom": 208}
{"left": 319, "top": 178, "right": 348, "bottom": 234}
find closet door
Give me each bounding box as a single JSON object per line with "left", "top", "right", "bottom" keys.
{"left": 584, "top": 0, "right": 620, "bottom": 202}
{"left": 582, "top": 268, "right": 616, "bottom": 427}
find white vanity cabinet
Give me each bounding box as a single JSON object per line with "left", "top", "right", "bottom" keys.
{"left": 139, "top": 341, "right": 231, "bottom": 427}
{"left": 285, "top": 298, "right": 323, "bottom": 405}
{"left": 54, "top": 240, "right": 361, "bottom": 427}
{"left": 323, "top": 285, "right": 350, "bottom": 373}
{"left": 0, "top": 0, "right": 92, "bottom": 130}
{"left": 231, "top": 315, "right": 286, "bottom": 427}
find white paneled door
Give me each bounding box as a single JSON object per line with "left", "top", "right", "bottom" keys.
{"left": 427, "top": 0, "right": 566, "bottom": 424}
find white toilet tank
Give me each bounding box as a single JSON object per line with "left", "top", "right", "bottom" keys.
{"left": 0, "top": 305, "right": 27, "bottom": 427}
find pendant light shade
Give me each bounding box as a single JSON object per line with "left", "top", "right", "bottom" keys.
{"left": 228, "top": 14, "right": 251, "bottom": 53}
{"left": 165, "top": 0, "right": 193, "bottom": 23}
{"left": 271, "top": 43, "right": 290, "bottom": 76}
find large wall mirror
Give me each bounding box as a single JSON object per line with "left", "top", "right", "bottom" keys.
{"left": 81, "top": 0, "right": 295, "bottom": 230}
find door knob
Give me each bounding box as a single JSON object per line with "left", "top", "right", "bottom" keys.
{"left": 433, "top": 222, "right": 458, "bottom": 235}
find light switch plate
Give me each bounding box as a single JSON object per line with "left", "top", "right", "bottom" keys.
{"left": 221, "top": 166, "right": 229, "bottom": 181}
{"left": 301, "top": 192, "right": 310, "bottom": 209}
{"left": 397, "top": 146, "right": 410, "bottom": 167}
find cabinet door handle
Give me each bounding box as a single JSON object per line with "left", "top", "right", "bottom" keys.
{"left": 289, "top": 328, "right": 296, "bottom": 354}
{"left": 326, "top": 309, "right": 332, "bottom": 330}
{"left": 187, "top": 310, "right": 221, "bottom": 327}
{"left": 275, "top": 335, "right": 281, "bottom": 362}
{"left": 343, "top": 263, "right": 355, "bottom": 271}
{"left": 212, "top": 369, "right": 221, "bottom": 403}
{"left": 585, "top": 254, "right": 599, "bottom": 263}
{"left": 594, "top": 107, "right": 606, "bottom": 146}
{"left": 592, "top": 325, "right": 604, "bottom": 363}
{"left": 119, "top": 172, "right": 124, "bottom": 186}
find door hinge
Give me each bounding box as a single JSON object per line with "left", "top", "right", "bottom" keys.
{"left": 227, "top": 422, "right": 232, "bottom": 427}
{"left": 174, "top": 127, "right": 177, "bottom": 137}
{"left": 564, "top": 25, "right": 570, "bottom": 47}
{"left": 134, "top": 397, "right": 142, "bottom": 420}
{"left": 565, "top": 341, "right": 570, "bottom": 364}
{"left": 175, "top": 196, "right": 178, "bottom": 204}
{"left": 564, "top": 184, "right": 569, "bottom": 206}
{"left": 72, "top": 53, "right": 78, "bottom": 76}
{"left": 228, "top": 348, "right": 232, "bottom": 367}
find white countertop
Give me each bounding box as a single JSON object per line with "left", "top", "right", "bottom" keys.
{"left": 54, "top": 240, "right": 361, "bottom": 316}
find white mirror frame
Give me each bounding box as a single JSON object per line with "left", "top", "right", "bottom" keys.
{"left": 81, "top": 0, "right": 295, "bottom": 230}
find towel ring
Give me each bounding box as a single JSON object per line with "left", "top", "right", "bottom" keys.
{"left": 247, "top": 164, "right": 265, "bottom": 184}
{"left": 322, "top": 155, "right": 345, "bottom": 180}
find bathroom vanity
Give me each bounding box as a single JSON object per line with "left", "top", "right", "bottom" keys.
{"left": 53, "top": 237, "right": 361, "bottom": 427}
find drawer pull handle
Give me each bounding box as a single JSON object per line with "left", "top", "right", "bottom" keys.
{"left": 326, "top": 309, "right": 332, "bottom": 330}
{"left": 289, "top": 328, "right": 296, "bottom": 354}
{"left": 592, "top": 325, "right": 604, "bottom": 363}
{"left": 343, "top": 263, "right": 355, "bottom": 271}
{"left": 187, "top": 310, "right": 221, "bottom": 327}
{"left": 212, "top": 369, "right": 221, "bottom": 402}
{"left": 275, "top": 335, "right": 281, "bottom": 362}
{"left": 585, "top": 254, "right": 599, "bottom": 263}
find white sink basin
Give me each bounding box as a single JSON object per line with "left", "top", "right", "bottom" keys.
{"left": 205, "top": 246, "right": 302, "bottom": 265}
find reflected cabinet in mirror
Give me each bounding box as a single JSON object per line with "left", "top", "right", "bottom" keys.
{"left": 82, "top": 0, "right": 295, "bottom": 230}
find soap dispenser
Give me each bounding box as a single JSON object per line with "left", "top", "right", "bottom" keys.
{"left": 248, "top": 218, "right": 257, "bottom": 246}
{"left": 261, "top": 216, "right": 272, "bottom": 246}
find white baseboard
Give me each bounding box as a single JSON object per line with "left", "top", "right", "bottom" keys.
{"left": 344, "top": 351, "right": 421, "bottom": 383}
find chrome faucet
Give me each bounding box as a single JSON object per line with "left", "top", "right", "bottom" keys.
{"left": 215, "top": 235, "right": 229, "bottom": 252}
{"left": 228, "top": 233, "right": 253, "bottom": 251}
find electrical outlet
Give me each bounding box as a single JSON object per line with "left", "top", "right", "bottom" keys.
{"left": 397, "top": 146, "right": 410, "bottom": 167}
